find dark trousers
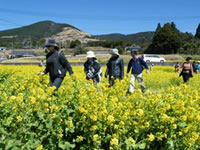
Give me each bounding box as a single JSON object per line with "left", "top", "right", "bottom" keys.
{"left": 182, "top": 73, "right": 191, "bottom": 83}
{"left": 108, "top": 76, "right": 120, "bottom": 87}
{"left": 50, "top": 78, "right": 63, "bottom": 90}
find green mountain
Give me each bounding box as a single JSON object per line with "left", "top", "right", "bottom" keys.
{"left": 0, "top": 20, "right": 154, "bottom": 46}
{"left": 0, "top": 20, "right": 79, "bottom": 44}
{"left": 94, "top": 32, "right": 154, "bottom": 43}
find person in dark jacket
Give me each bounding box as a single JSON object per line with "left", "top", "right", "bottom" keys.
{"left": 84, "top": 51, "right": 102, "bottom": 85}
{"left": 105, "top": 48, "right": 124, "bottom": 87}
{"left": 38, "top": 39, "right": 73, "bottom": 90}
{"left": 127, "top": 51, "right": 149, "bottom": 94}
{"left": 179, "top": 57, "right": 193, "bottom": 83}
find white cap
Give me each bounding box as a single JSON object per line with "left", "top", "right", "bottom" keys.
{"left": 86, "top": 51, "right": 96, "bottom": 58}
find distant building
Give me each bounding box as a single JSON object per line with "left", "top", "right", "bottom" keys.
{"left": 125, "top": 46, "right": 141, "bottom": 52}
{"left": 10, "top": 50, "right": 36, "bottom": 58}
{"left": 0, "top": 47, "right": 8, "bottom": 51}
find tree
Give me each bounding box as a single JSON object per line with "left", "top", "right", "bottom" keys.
{"left": 70, "top": 40, "right": 81, "bottom": 48}
{"left": 73, "top": 45, "right": 86, "bottom": 56}
{"left": 195, "top": 24, "right": 200, "bottom": 39}
{"left": 155, "top": 23, "right": 162, "bottom": 33}
{"left": 145, "top": 22, "right": 182, "bottom": 54}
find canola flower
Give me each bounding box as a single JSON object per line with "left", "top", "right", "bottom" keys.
{"left": 147, "top": 133, "right": 155, "bottom": 142}
{"left": 36, "top": 145, "right": 43, "bottom": 150}
{"left": 0, "top": 65, "right": 200, "bottom": 149}
{"left": 16, "top": 115, "right": 22, "bottom": 122}
{"left": 110, "top": 137, "right": 119, "bottom": 147}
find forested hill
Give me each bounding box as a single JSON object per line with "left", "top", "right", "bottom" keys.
{"left": 0, "top": 21, "right": 79, "bottom": 43}
{"left": 94, "top": 32, "right": 154, "bottom": 43}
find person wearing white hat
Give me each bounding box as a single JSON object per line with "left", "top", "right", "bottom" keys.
{"left": 105, "top": 48, "right": 124, "bottom": 87}
{"left": 38, "top": 38, "right": 73, "bottom": 91}
{"left": 84, "top": 51, "right": 102, "bottom": 84}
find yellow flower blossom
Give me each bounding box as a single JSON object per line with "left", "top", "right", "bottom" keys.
{"left": 90, "top": 114, "right": 97, "bottom": 121}
{"left": 110, "top": 137, "right": 118, "bottom": 146}
{"left": 127, "top": 137, "right": 136, "bottom": 145}
{"left": 16, "top": 115, "right": 22, "bottom": 122}
{"left": 172, "top": 124, "right": 177, "bottom": 129}
{"left": 107, "top": 115, "right": 115, "bottom": 123}
{"left": 147, "top": 133, "right": 155, "bottom": 142}
{"left": 181, "top": 115, "right": 187, "bottom": 122}
{"left": 76, "top": 136, "right": 84, "bottom": 142}
{"left": 91, "top": 125, "right": 98, "bottom": 131}
{"left": 93, "top": 134, "right": 99, "bottom": 142}
{"left": 136, "top": 109, "right": 144, "bottom": 117}
{"left": 68, "top": 119, "right": 74, "bottom": 128}
{"left": 36, "top": 145, "right": 43, "bottom": 150}
{"left": 51, "top": 113, "right": 56, "bottom": 119}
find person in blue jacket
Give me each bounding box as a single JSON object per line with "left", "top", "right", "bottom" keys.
{"left": 38, "top": 39, "right": 73, "bottom": 90}
{"left": 127, "top": 51, "right": 149, "bottom": 94}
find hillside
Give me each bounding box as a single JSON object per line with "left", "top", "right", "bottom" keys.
{"left": 0, "top": 21, "right": 97, "bottom": 44}
{"left": 95, "top": 32, "right": 154, "bottom": 43}
{"left": 0, "top": 20, "right": 154, "bottom": 46}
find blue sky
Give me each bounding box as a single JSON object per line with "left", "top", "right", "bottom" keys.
{"left": 0, "top": 0, "right": 200, "bottom": 35}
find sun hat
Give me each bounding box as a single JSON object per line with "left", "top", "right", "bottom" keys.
{"left": 86, "top": 51, "right": 96, "bottom": 58}
{"left": 110, "top": 48, "right": 119, "bottom": 55}
{"left": 44, "top": 39, "right": 58, "bottom": 48}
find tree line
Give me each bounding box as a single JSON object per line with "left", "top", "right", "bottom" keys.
{"left": 145, "top": 22, "right": 200, "bottom": 54}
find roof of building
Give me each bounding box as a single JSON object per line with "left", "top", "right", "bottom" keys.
{"left": 11, "top": 51, "right": 36, "bottom": 56}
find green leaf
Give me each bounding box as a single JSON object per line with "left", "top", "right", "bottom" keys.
{"left": 46, "top": 119, "right": 53, "bottom": 129}
{"left": 69, "top": 128, "right": 75, "bottom": 133}
{"left": 5, "top": 140, "right": 15, "bottom": 150}
{"left": 167, "top": 140, "right": 174, "bottom": 150}
{"left": 104, "top": 134, "right": 112, "bottom": 142}
{"left": 134, "top": 128, "right": 139, "bottom": 133}
{"left": 58, "top": 141, "right": 75, "bottom": 150}
{"left": 0, "top": 128, "right": 8, "bottom": 135}
{"left": 138, "top": 143, "right": 146, "bottom": 149}
{"left": 177, "top": 122, "right": 186, "bottom": 128}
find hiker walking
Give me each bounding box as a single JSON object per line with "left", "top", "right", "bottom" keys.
{"left": 149, "top": 64, "right": 154, "bottom": 70}
{"left": 38, "top": 39, "right": 73, "bottom": 90}
{"left": 39, "top": 60, "right": 45, "bottom": 67}
{"left": 84, "top": 51, "right": 102, "bottom": 85}
{"left": 105, "top": 48, "right": 124, "bottom": 87}
{"left": 179, "top": 57, "right": 193, "bottom": 83}
{"left": 127, "top": 51, "right": 149, "bottom": 94}
{"left": 195, "top": 62, "right": 200, "bottom": 74}
{"left": 174, "top": 62, "right": 180, "bottom": 73}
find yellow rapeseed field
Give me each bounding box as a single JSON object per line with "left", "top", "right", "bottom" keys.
{"left": 0, "top": 65, "right": 200, "bottom": 149}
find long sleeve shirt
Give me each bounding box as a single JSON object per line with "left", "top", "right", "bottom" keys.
{"left": 127, "top": 58, "right": 148, "bottom": 74}
{"left": 44, "top": 51, "right": 73, "bottom": 80}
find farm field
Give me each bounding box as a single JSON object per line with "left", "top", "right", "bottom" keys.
{"left": 0, "top": 65, "right": 200, "bottom": 149}
{"left": 0, "top": 54, "right": 188, "bottom": 64}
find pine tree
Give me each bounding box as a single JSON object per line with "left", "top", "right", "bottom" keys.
{"left": 195, "top": 24, "right": 200, "bottom": 39}
{"left": 146, "top": 22, "right": 182, "bottom": 54}
{"left": 155, "top": 23, "right": 162, "bottom": 33}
